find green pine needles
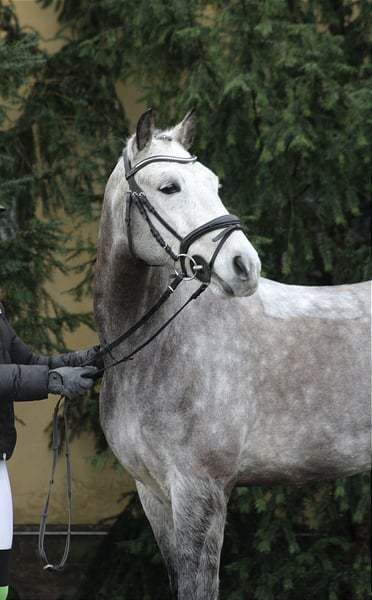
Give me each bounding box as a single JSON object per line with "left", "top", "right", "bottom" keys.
{"left": 0, "top": 0, "right": 127, "bottom": 349}
{"left": 1, "top": 0, "right": 370, "bottom": 598}
{"left": 41, "top": 0, "right": 371, "bottom": 288}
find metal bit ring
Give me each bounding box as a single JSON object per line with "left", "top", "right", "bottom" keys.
{"left": 174, "top": 253, "right": 200, "bottom": 281}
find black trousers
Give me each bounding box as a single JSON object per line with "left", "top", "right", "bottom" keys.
{"left": 0, "top": 549, "right": 10, "bottom": 586}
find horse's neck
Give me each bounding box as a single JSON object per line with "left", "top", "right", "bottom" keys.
{"left": 96, "top": 241, "right": 173, "bottom": 343}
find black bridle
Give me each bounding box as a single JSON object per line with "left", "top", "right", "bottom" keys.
{"left": 122, "top": 148, "right": 242, "bottom": 280}
{"left": 89, "top": 148, "right": 243, "bottom": 372}
{"left": 39, "top": 150, "right": 243, "bottom": 571}
{"left": 90, "top": 148, "right": 243, "bottom": 372}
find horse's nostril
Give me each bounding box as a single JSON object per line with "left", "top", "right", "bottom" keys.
{"left": 233, "top": 255, "right": 250, "bottom": 280}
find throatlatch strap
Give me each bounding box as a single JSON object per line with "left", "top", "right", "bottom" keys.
{"left": 125, "top": 192, "right": 135, "bottom": 258}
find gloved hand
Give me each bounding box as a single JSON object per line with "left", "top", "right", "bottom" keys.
{"left": 55, "top": 345, "right": 104, "bottom": 369}
{"left": 77, "top": 345, "right": 104, "bottom": 369}
{"left": 48, "top": 366, "right": 98, "bottom": 399}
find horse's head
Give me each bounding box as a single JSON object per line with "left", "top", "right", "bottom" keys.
{"left": 116, "top": 109, "right": 261, "bottom": 298}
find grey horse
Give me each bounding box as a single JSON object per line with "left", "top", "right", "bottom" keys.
{"left": 94, "top": 110, "right": 371, "bottom": 600}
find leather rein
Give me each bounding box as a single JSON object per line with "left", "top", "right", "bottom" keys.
{"left": 38, "top": 148, "right": 242, "bottom": 571}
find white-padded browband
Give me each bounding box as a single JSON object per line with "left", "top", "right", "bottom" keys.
{"left": 125, "top": 154, "right": 198, "bottom": 179}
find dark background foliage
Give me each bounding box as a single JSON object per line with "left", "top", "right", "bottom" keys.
{"left": 1, "top": 0, "right": 370, "bottom": 598}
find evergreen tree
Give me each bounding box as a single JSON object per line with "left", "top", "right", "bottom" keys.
{"left": 0, "top": 0, "right": 127, "bottom": 350}
{"left": 41, "top": 0, "right": 371, "bottom": 288}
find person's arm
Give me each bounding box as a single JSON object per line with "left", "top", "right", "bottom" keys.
{"left": 49, "top": 346, "right": 102, "bottom": 369}
{"left": 3, "top": 308, "right": 100, "bottom": 400}
{"left": 0, "top": 364, "right": 49, "bottom": 402}
{"left": 6, "top": 320, "right": 49, "bottom": 367}
{"left": 9, "top": 322, "right": 102, "bottom": 369}
{"left": 0, "top": 362, "right": 97, "bottom": 403}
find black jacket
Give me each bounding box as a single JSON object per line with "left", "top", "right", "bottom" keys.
{"left": 0, "top": 303, "right": 96, "bottom": 460}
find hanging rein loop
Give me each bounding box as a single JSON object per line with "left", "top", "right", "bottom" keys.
{"left": 38, "top": 396, "right": 72, "bottom": 571}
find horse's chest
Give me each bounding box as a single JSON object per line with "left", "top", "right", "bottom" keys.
{"left": 98, "top": 377, "right": 143, "bottom": 475}
{"left": 103, "top": 342, "right": 250, "bottom": 471}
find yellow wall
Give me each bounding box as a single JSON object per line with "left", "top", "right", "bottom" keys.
{"left": 8, "top": 0, "right": 144, "bottom": 524}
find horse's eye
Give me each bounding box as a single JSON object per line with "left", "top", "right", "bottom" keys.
{"left": 159, "top": 183, "right": 180, "bottom": 195}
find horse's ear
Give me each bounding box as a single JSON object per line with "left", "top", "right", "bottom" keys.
{"left": 136, "top": 108, "right": 155, "bottom": 152}
{"left": 173, "top": 109, "right": 196, "bottom": 150}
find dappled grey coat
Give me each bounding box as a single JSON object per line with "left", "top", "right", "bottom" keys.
{"left": 0, "top": 302, "right": 97, "bottom": 460}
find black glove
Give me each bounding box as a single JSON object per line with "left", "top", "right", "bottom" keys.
{"left": 53, "top": 345, "right": 104, "bottom": 369}
{"left": 48, "top": 366, "right": 98, "bottom": 399}
{"left": 79, "top": 345, "right": 104, "bottom": 368}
